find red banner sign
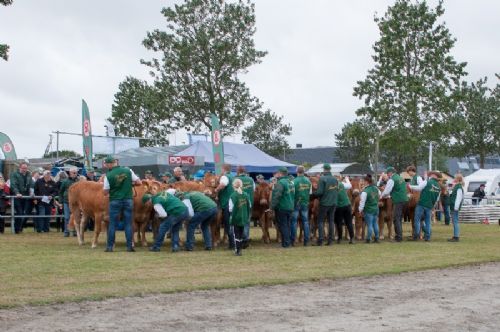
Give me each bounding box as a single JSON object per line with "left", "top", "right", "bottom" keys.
{"left": 169, "top": 155, "right": 195, "bottom": 165}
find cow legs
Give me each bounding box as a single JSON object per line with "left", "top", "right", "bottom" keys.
{"left": 140, "top": 222, "right": 148, "bottom": 247}
{"left": 378, "top": 212, "right": 385, "bottom": 240}
{"left": 260, "top": 212, "right": 270, "bottom": 244}
{"left": 73, "top": 213, "right": 84, "bottom": 246}
{"left": 92, "top": 216, "right": 103, "bottom": 249}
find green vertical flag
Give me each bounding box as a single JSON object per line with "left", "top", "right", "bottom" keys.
{"left": 210, "top": 114, "right": 224, "bottom": 175}
{"left": 81, "top": 99, "right": 93, "bottom": 169}
{"left": 0, "top": 132, "right": 18, "bottom": 160}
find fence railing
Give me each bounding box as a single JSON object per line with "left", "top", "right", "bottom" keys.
{"left": 1, "top": 196, "right": 65, "bottom": 234}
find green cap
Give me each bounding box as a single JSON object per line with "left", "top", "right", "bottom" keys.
{"left": 145, "top": 170, "right": 152, "bottom": 175}
{"left": 142, "top": 193, "right": 152, "bottom": 204}
{"left": 163, "top": 172, "right": 172, "bottom": 177}
{"left": 323, "top": 163, "right": 331, "bottom": 170}
{"left": 104, "top": 155, "right": 115, "bottom": 164}
{"left": 278, "top": 166, "right": 288, "bottom": 174}
{"left": 386, "top": 166, "right": 396, "bottom": 173}
{"left": 256, "top": 174, "right": 264, "bottom": 179}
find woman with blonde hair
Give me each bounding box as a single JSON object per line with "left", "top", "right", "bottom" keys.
{"left": 228, "top": 178, "right": 251, "bottom": 256}
{"left": 448, "top": 173, "right": 464, "bottom": 242}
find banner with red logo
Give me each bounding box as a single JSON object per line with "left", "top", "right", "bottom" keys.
{"left": 210, "top": 114, "right": 224, "bottom": 175}
{"left": 82, "top": 99, "right": 93, "bottom": 169}
{"left": 168, "top": 155, "right": 196, "bottom": 165}
{"left": 0, "top": 132, "right": 17, "bottom": 160}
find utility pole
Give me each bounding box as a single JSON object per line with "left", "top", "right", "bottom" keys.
{"left": 56, "top": 131, "right": 60, "bottom": 159}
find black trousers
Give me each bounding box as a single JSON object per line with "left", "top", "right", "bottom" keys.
{"left": 393, "top": 202, "right": 407, "bottom": 241}
{"left": 334, "top": 205, "right": 354, "bottom": 240}
{"left": 234, "top": 225, "right": 244, "bottom": 252}
{"left": 317, "top": 205, "right": 336, "bottom": 243}
{"left": 14, "top": 198, "right": 32, "bottom": 233}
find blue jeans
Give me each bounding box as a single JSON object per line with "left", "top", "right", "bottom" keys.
{"left": 413, "top": 205, "right": 432, "bottom": 240}
{"left": 364, "top": 211, "right": 379, "bottom": 241}
{"left": 37, "top": 203, "right": 52, "bottom": 232}
{"left": 276, "top": 209, "right": 292, "bottom": 248}
{"left": 185, "top": 207, "right": 216, "bottom": 250}
{"left": 291, "top": 203, "right": 310, "bottom": 245}
{"left": 153, "top": 210, "right": 189, "bottom": 251}
{"left": 63, "top": 202, "right": 71, "bottom": 235}
{"left": 452, "top": 210, "right": 460, "bottom": 238}
{"left": 107, "top": 199, "right": 134, "bottom": 250}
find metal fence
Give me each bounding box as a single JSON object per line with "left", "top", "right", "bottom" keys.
{"left": 0, "top": 196, "right": 65, "bottom": 234}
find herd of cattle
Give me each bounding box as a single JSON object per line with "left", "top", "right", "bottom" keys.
{"left": 67, "top": 173, "right": 424, "bottom": 249}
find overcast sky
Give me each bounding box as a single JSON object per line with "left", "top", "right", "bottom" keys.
{"left": 1, "top": 0, "right": 499, "bottom": 159}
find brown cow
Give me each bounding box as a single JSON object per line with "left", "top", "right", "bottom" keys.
{"left": 378, "top": 197, "right": 394, "bottom": 240}
{"left": 351, "top": 189, "right": 365, "bottom": 240}
{"left": 253, "top": 182, "right": 273, "bottom": 243}
{"left": 132, "top": 180, "right": 156, "bottom": 247}
{"left": 68, "top": 181, "right": 109, "bottom": 248}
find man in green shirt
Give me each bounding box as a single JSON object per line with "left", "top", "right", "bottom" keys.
{"left": 312, "top": 163, "right": 339, "bottom": 246}
{"left": 380, "top": 166, "right": 409, "bottom": 242}
{"left": 180, "top": 191, "right": 217, "bottom": 251}
{"left": 410, "top": 171, "right": 442, "bottom": 241}
{"left": 271, "top": 166, "right": 294, "bottom": 248}
{"left": 291, "top": 166, "right": 312, "bottom": 246}
{"left": 59, "top": 167, "right": 80, "bottom": 237}
{"left": 103, "top": 155, "right": 141, "bottom": 252}
{"left": 145, "top": 188, "right": 189, "bottom": 252}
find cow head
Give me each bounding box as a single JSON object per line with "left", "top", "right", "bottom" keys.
{"left": 255, "top": 182, "right": 271, "bottom": 206}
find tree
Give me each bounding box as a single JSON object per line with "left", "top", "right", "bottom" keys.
{"left": 1, "top": 0, "right": 13, "bottom": 61}
{"left": 334, "top": 120, "right": 375, "bottom": 167}
{"left": 43, "top": 150, "right": 81, "bottom": 159}
{"left": 448, "top": 77, "right": 500, "bottom": 168}
{"left": 241, "top": 110, "right": 292, "bottom": 159}
{"left": 141, "top": 0, "right": 266, "bottom": 136}
{"left": 353, "top": 0, "right": 467, "bottom": 166}
{"left": 108, "top": 76, "right": 171, "bottom": 147}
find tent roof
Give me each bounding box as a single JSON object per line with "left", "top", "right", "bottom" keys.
{"left": 176, "top": 141, "right": 296, "bottom": 173}
{"left": 306, "top": 162, "right": 371, "bottom": 176}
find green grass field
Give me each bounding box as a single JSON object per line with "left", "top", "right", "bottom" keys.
{"left": 0, "top": 223, "right": 499, "bottom": 308}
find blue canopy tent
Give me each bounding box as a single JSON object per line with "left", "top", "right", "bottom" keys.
{"left": 175, "top": 141, "right": 297, "bottom": 177}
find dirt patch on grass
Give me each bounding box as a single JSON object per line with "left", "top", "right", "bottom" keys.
{"left": 1, "top": 262, "right": 500, "bottom": 331}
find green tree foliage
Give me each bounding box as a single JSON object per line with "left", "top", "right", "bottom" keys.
{"left": 43, "top": 150, "right": 81, "bottom": 159}
{"left": 141, "top": 0, "right": 266, "bottom": 135}
{"left": 242, "top": 110, "right": 292, "bottom": 159}
{"left": 448, "top": 77, "right": 500, "bottom": 168}
{"left": 1, "top": 0, "right": 13, "bottom": 61}
{"left": 109, "top": 77, "right": 171, "bottom": 147}
{"left": 353, "top": 0, "right": 466, "bottom": 166}
{"left": 335, "top": 120, "right": 375, "bottom": 167}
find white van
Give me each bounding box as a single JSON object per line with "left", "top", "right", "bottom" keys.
{"left": 463, "top": 169, "right": 500, "bottom": 204}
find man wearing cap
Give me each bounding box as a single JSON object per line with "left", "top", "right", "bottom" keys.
{"left": 235, "top": 165, "right": 255, "bottom": 246}
{"left": 313, "top": 163, "right": 339, "bottom": 246}
{"left": 85, "top": 168, "right": 98, "bottom": 182}
{"left": 380, "top": 166, "right": 408, "bottom": 242}
{"left": 214, "top": 164, "right": 235, "bottom": 249}
{"left": 145, "top": 188, "right": 189, "bottom": 252}
{"left": 144, "top": 170, "right": 154, "bottom": 181}
{"left": 271, "top": 166, "right": 294, "bottom": 248}
{"left": 59, "top": 167, "right": 79, "bottom": 237}
{"left": 160, "top": 172, "right": 172, "bottom": 184}
{"left": 180, "top": 191, "right": 217, "bottom": 251}
{"left": 291, "top": 166, "right": 312, "bottom": 246}
{"left": 409, "top": 170, "right": 442, "bottom": 241}
{"left": 103, "top": 155, "right": 141, "bottom": 252}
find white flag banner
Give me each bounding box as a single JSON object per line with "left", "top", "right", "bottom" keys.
{"left": 93, "top": 137, "right": 140, "bottom": 154}
{"left": 104, "top": 120, "right": 116, "bottom": 137}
